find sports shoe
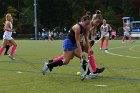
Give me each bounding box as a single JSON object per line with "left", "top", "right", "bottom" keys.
{"left": 42, "top": 62, "right": 49, "bottom": 75}
{"left": 85, "top": 75, "right": 92, "bottom": 79}
{"left": 90, "top": 73, "right": 98, "bottom": 77}
{"left": 8, "top": 55, "right": 15, "bottom": 60}
{"left": 94, "top": 67, "right": 105, "bottom": 74}
{"left": 85, "top": 73, "right": 98, "bottom": 79}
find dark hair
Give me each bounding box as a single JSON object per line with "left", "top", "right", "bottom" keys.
{"left": 81, "top": 15, "right": 91, "bottom": 21}
{"left": 95, "top": 10, "right": 101, "bottom": 14}
{"left": 85, "top": 11, "right": 91, "bottom": 16}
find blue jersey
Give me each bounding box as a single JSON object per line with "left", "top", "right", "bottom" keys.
{"left": 67, "top": 22, "right": 84, "bottom": 44}
{"left": 63, "top": 23, "right": 84, "bottom": 51}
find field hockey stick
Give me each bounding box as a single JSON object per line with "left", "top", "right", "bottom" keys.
{"left": 95, "top": 32, "right": 109, "bottom": 43}
{"left": 80, "top": 56, "right": 85, "bottom": 81}
{"left": 95, "top": 36, "right": 103, "bottom": 43}
{"left": 84, "top": 56, "right": 90, "bottom": 76}
{"left": 80, "top": 56, "right": 90, "bottom": 81}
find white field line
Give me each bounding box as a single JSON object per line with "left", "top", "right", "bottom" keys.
{"left": 105, "top": 46, "right": 140, "bottom": 59}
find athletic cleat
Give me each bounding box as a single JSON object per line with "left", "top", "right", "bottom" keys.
{"left": 94, "top": 67, "right": 105, "bottom": 74}
{"left": 85, "top": 73, "right": 98, "bottom": 79}
{"left": 90, "top": 73, "right": 98, "bottom": 77}
{"left": 42, "top": 62, "right": 49, "bottom": 75}
{"left": 85, "top": 75, "right": 92, "bottom": 79}
{"left": 8, "top": 55, "right": 15, "bottom": 60}
{"left": 105, "top": 48, "right": 108, "bottom": 50}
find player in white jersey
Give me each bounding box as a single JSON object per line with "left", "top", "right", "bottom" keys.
{"left": 122, "top": 23, "right": 132, "bottom": 43}
{"left": 0, "top": 13, "right": 17, "bottom": 60}
{"left": 100, "top": 19, "right": 111, "bottom": 50}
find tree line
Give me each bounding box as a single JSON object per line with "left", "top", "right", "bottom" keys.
{"left": 0, "top": 0, "right": 140, "bottom": 34}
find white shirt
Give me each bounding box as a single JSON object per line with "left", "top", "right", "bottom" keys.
{"left": 101, "top": 24, "right": 109, "bottom": 35}
{"left": 3, "top": 22, "right": 13, "bottom": 39}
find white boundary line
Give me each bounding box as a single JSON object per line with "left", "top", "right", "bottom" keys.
{"left": 105, "top": 46, "right": 140, "bottom": 59}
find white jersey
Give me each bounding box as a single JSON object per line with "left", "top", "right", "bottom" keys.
{"left": 123, "top": 26, "right": 130, "bottom": 36}
{"left": 3, "top": 22, "right": 13, "bottom": 40}
{"left": 101, "top": 24, "right": 110, "bottom": 36}
{"left": 123, "top": 26, "right": 130, "bottom": 32}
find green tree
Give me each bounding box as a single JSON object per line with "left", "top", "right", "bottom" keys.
{"left": 0, "top": 6, "right": 17, "bottom": 26}
{"left": 101, "top": 7, "right": 117, "bottom": 26}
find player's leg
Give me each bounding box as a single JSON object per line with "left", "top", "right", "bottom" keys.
{"left": 42, "top": 51, "right": 74, "bottom": 75}
{"left": 0, "top": 40, "right": 9, "bottom": 55}
{"left": 128, "top": 35, "right": 132, "bottom": 42}
{"left": 113, "top": 35, "right": 116, "bottom": 40}
{"left": 48, "top": 41, "right": 93, "bottom": 72}
{"left": 74, "top": 46, "right": 91, "bottom": 75}
{"left": 82, "top": 40, "right": 97, "bottom": 74}
{"left": 122, "top": 36, "right": 125, "bottom": 43}
{"left": 100, "top": 37, "right": 104, "bottom": 49}
{"left": 122, "top": 32, "right": 125, "bottom": 43}
{"left": 105, "top": 36, "right": 109, "bottom": 50}
{"left": 88, "top": 50, "right": 105, "bottom": 74}
{"left": 112, "top": 35, "right": 114, "bottom": 40}
{"left": 82, "top": 38, "right": 105, "bottom": 75}
{"left": 88, "top": 50, "right": 97, "bottom": 73}
{"left": 42, "top": 38, "right": 76, "bottom": 75}
{"left": 48, "top": 55, "right": 64, "bottom": 63}
{"left": 8, "top": 39, "right": 17, "bottom": 60}
{"left": 81, "top": 40, "right": 95, "bottom": 75}
{"left": 4, "top": 44, "right": 10, "bottom": 55}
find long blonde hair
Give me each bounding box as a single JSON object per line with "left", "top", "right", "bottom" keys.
{"left": 92, "top": 14, "right": 103, "bottom": 21}
{"left": 6, "top": 13, "right": 12, "bottom": 21}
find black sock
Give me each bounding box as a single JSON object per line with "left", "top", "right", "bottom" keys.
{"left": 49, "top": 59, "right": 53, "bottom": 63}
{"left": 82, "top": 60, "right": 91, "bottom": 75}
{"left": 4, "top": 45, "right": 10, "bottom": 54}
{"left": 47, "top": 60, "right": 63, "bottom": 71}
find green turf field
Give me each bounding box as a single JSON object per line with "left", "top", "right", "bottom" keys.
{"left": 0, "top": 40, "right": 140, "bottom": 93}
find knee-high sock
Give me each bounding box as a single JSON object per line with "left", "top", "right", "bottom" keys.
{"left": 47, "top": 60, "right": 63, "bottom": 72}
{"left": 129, "top": 37, "right": 132, "bottom": 42}
{"left": 52, "top": 56, "right": 91, "bottom": 74}
{"left": 4, "top": 45, "right": 10, "bottom": 54}
{"left": 53, "top": 55, "right": 64, "bottom": 62}
{"left": 122, "top": 37, "right": 125, "bottom": 42}
{"left": 0, "top": 47, "right": 5, "bottom": 55}
{"left": 100, "top": 41, "right": 103, "bottom": 49}
{"left": 106, "top": 40, "right": 108, "bottom": 49}
{"left": 10, "top": 45, "right": 17, "bottom": 56}
{"left": 48, "top": 60, "right": 63, "bottom": 68}
{"left": 89, "top": 54, "right": 97, "bottom": 73}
